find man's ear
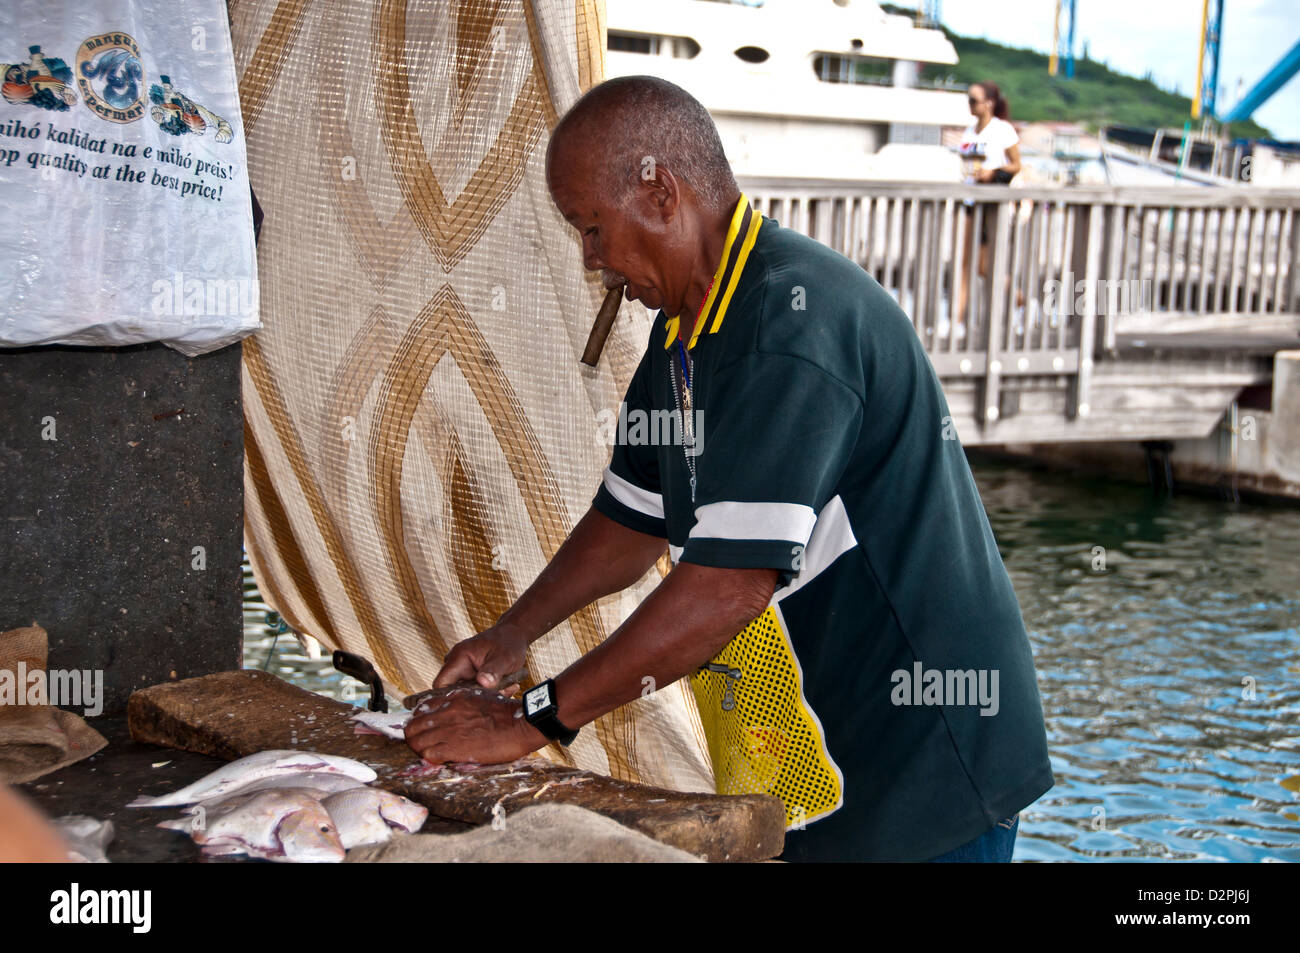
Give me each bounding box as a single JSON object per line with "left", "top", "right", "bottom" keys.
{"left": 651, "top": 166, "right": 681, "bottom": 223}
{"left": 631, "top": 157, "right": 679, "bottom": 223}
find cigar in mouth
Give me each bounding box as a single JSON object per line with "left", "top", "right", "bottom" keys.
{"left": 580, "top": 282, "right": 625, "bottom": 366}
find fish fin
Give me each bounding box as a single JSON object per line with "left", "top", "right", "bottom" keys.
{"left": 200, "top": 843, "right": 249, "bottom": 857}
{"left": 379, "top": 800, "right": 427, "bottom": 832}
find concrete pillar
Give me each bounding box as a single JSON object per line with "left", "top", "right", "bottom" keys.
{"left": 1266, "top": 350, "right": 1300, "bottom": 485}
{"left": 0, "top": 343, "right": 244, "bottom": 715}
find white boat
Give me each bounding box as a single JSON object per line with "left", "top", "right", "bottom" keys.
{"left": 604, "top": 0, "right": 971, "bottom": 180}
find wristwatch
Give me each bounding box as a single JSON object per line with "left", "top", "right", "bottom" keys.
{"left": 522, "top": 679, "right": 579, "bottom": 746}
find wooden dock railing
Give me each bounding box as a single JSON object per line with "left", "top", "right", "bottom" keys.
{"left": 740, "top": 179, "right": 1300, "bottom": 431}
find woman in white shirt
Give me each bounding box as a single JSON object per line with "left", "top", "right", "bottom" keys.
{"left": 956, "top": 82, "right": 1021, "bottom": 328}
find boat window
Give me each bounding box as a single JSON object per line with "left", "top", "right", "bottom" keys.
{"left": 608, "top": 31, "right": 700, "bottom": 59}
{"left": 734, "top": 46, "right": 770, "bottom": 64}
{"left": 673, "top": 37, "right": 702, "bottom": 59}
{"left": 609, "top": 32, "right": 655, "bottom": 55}
{"left": 916, "top": 63, "right": 963, "bottom": 91}
{"left": 812, "top": 53, "right": 894, "bottom": 86}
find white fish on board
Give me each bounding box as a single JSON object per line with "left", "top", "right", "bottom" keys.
{"left": 351, "top": 710, "right": 411, "bottom": 740}
{"left": 128, "top": 750, "right": 377, "bottom": 808}
{"left": 54, "top": 815, "right": 115, "bottom": 863}
{"left": 177, "top": 786, "right": 332, "bottom": 817}
{"left": 159, "top": 789, "right": 345, "bottom": 863}
{"left": 321, "top": 787, "right": 428, "bottom": 849}
{"left": 183, "top": 771, "right": 367, "bottom": 809}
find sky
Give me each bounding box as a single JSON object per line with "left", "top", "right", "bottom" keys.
{"left": 940, "top": 0, "right": 1300, "bottom": 140}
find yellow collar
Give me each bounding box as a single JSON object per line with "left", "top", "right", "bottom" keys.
{"left": 664, "top": 194, "right": 762, "bottom": 351}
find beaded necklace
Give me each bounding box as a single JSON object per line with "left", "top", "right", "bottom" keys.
{"left": 669, "top": 277, "right": 714, "bottom": 502}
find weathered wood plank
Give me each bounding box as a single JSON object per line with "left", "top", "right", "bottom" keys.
{"left": 127, "top": 670, "right": 786, "bottom": 863}
{"left": 1026, "top": 201, "right": 1045, "bottom": 352}
{"left": 964, "top": 202, "right": 982, "bottom": 351}
{"left": 736, "top": 177, "right": 1300, "bottom": 209}
{"left": 980, "top": 201, "right": 1013, "bottom": 428}
{"left": 1272, "top": 209, "right": 1291, "bottom": 314}
{"left": 945, "top": 199, "right": 964, "bottom": 354}
{"left": 1111, "top": 310, "right": 1300, "bottom": 336}
{"left": 1200, "top": 207, "right": 1218, "bottom": 315}
{"left": 1072, "top": 204, "right": 1104, "bottom": 420}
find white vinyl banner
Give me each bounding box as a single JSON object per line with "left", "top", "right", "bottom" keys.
{"left": 0, "top": 0, "right": 259, "bottom": 355}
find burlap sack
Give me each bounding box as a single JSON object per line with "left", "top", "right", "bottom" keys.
{"left": 0, "top": 625, "right": 107, "bottom": 784}
{"left": 345, "top": 802, "right": 703, "bottom": 863}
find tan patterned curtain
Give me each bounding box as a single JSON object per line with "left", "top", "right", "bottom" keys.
{"left": 232, "top": 0, "right": 714, "bottom": 792}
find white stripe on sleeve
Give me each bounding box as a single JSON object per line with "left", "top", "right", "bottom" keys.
{"left": 602, "top": 467, "right": 665, "bottom": 520}
{"left": 688, "top": 500, "right": 817, "bottom": 545}
{"left": 772, "top": 495, "right": 858, "bottom": 602}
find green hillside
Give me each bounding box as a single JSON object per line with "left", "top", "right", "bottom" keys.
{"left": 883, "top": 7, "right": 1272, "bottom": 139}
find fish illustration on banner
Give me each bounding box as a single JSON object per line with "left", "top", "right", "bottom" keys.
{"left": 2, "top": 45, "right": 77, "bottom": 111}
{"left": 149, "top": 74, "right": 232, "bottom": 143}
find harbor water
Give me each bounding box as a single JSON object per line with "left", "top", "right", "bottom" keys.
{"left": 242, "top": 460, "right": 1300, "bottom": 861}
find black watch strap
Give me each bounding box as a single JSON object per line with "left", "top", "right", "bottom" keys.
{"left": 522, "top": 679, "right": 579, "bottom": 746}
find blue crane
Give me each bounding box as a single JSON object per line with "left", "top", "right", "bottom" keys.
{"left": 1223, "top": 37, "right": 1300, "bottom": 123}
{"left": 1193, "top": 0, "right": 1224, "bottom": 118}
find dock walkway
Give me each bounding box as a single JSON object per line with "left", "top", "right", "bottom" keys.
{"left": 740, "top": 178, "right": 1300, "bottom": 446}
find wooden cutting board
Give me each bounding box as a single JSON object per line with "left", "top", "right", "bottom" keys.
{"left": 126, "top": 670, "right": 785, "bottom": 862}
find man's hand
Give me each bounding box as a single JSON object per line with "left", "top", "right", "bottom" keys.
{"left": 404, "top": 685, "right": 546, "bottom": 766}
{"left": 431, "top": 623, "right": 532, "bottom": 692}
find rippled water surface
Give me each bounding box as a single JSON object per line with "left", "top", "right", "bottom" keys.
{"left": 243, "top": 460, "right": 1300, "bottom": 861}
{"left": 973, "top": 461, "right": 1300, "bottom": 861}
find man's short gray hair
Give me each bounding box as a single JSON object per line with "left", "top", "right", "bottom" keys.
{"left": 550, "top": 76, "right": 739, "bottom": 213}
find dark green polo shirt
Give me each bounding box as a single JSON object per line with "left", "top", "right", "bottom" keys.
{"left": 593, "top": 195, "right": 1053, "bottom": 862}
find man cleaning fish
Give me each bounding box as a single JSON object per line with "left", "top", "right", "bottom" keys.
{"left": 404, "top": 76, "right": 1054, "bottom": 863}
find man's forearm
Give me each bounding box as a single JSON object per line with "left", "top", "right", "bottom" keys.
{"left": 547, "top": 562, "right": 778, "bottom": 730}
{"left": 495, "top": 506, "right": 667, "bottom": 644}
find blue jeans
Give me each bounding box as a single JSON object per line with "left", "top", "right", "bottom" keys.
{"left": 926, "top": 813, "right": 1019, "bottom": 862}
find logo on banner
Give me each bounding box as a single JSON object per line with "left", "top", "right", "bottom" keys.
{"left": 76, "top": 33, "right": 145, "bottom": 123}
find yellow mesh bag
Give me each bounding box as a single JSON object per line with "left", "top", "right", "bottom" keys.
{"left": 690, "top": 606, "right": 844, "bottom": 829}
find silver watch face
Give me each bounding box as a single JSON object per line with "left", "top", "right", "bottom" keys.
{"left": 525, "top": 683, "right": 551, "bottom": 716}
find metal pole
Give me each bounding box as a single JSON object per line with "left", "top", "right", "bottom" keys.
{"left": 1050, "top": 0, "right": 1062, "bottom": 76}
{"left": 1065, "top": 0, "right": 1077, "bottom": 78}
{"left": 1193, "top": 0, "right": 1210, "bottom": 119}
{"left": 1207, "top": 0, "right": 1224, "bottom": 117}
